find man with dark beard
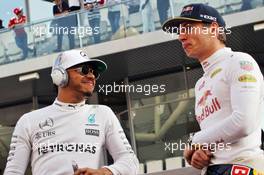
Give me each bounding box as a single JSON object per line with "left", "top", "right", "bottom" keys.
{"left": 4, "top": 50, "right": 139, "bottom": 175}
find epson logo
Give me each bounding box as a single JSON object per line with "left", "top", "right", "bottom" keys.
{"left": 85, "top": 129, "right": 100, "bottom": 137}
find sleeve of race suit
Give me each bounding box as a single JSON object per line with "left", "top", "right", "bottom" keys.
{"left": 4, "top": 115, "right": 31, "bottom": 175}
{"left": 193, "top": 53, "right": 264, "bottom": 144}
{"left": 103, "top": 106, "right": 139, "bottom": 175}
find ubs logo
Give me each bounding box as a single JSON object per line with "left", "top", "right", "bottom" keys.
{"left": 39, "top": 118, "right": 54, "bottom": 130}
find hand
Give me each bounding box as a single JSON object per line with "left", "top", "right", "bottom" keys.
{"left": 74, "top": 167, "right": 113, "bottom": 175}
{"left": 84, "top": 4, "right": 94, "bottom": 10}
{"left": 183, "top": 147, "right": 196, "bottom": 166}
{"left": 190, "top": 149, "right": 213, "bottom": 169}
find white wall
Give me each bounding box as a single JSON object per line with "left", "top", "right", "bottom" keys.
{"left": 29, "top": 0, "right": 54, "bottom": 23}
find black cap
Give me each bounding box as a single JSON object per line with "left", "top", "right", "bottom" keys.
{"left": 162, "top": 3, "right": 226, "bottom": 33}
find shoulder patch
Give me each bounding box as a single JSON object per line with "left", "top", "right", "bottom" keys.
{"left": 240, "top": 61, "right": 254, "bottom": 71}
{"left": 238, "top": 74, "right": 257, "bottom": 82}
{"left": 210, "top": 68, "right": 222, "bottom": 78}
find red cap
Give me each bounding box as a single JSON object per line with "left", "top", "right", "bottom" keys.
{"left": 13, "top": 7, "right": 22, "bottom": 15}
{"left": 98, "top": 0, "right": 104, "bottom": 4}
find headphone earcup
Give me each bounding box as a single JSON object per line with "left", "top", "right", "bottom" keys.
{"left": 50, "top": 67, "right": 68, "bottom": 87}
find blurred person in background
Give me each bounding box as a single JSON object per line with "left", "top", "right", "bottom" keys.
{"left": 126, "top": 0, "right": 140, "bottom": 15}
{"left": 125, "top": 0, "right": 140, "bottom": 28}
{"left": 68, "top": 0, "right": 82, "bottom": 11}
{"left": 84, "top": 0, "right": 105, "bottom": 44}
{"left": 241, "top": 0, "right": 252, "bottom": 11}
{"left": 107, "top": 0, "right": 121, "bottom": 34}
{"left": 163, "top": 3, "right": 264, "bottom": 174}
{"left": 0, "top": 19, "right": 5, "bottom": 30}
{"left": 4, "top": 49, "right": 139, "bottom": 175}
{"left": 157, "top": 0, "right": 170, "bottom": 25}
{"left": 140, "top": 0, "right": 155, "bottom": 33}
{"left": 53, "top": 0, "right": 75, "bottom": 52}
{"left": 8, "top": 8, "right": 33, "bottom": 60}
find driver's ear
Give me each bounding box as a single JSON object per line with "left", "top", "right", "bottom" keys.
{"left": 210, "top": 22, "right": 219, "bottom": 38}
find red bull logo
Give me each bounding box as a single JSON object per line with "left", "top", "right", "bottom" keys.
{"left": 196, "top": 97, "right": 221, "bottom": 124}
{"left": 197, "top": 90, "right": 212, "bottom": 107}
{"left": 182, "top": 6, "right": 194, "bottom": 13}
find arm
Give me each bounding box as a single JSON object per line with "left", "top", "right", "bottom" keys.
{"left": 22, "top": 16, "right": 27, "bottom": 24}
{"left": 4, "top": 116, "right": 31, "bottom": 175}
{"left": 53, "top": 5, "right": 59, "bottom": 16}
{"left": 8, "top": 18, "right": 16, "bottom": 29}
{"left": 61, "top": 1, "right": 70, "bottom": 15}
{"left": 53, "top": 4, "right": 69, "bottom": 16}
{"left": 104, "top": 107, "right": 139, "bottom": 175}
{"left": 193, "top": 54, "right": 264, "bottom": 144}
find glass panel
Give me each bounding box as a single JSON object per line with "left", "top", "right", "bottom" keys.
{"left": 131, "top": 88, "right": 198, "bottom": 161}
{"left": 121, "top": 70, "right": 200, "bottom": 166}
{"left": 0, "top": 25, "right": 35, "bottom": 63}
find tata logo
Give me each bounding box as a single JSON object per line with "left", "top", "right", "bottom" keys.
{"left": 86, "top": 114, "right": 98, "bottom": 126}
{"left": 231, "top": 165, "right": 250, "bottom": 175}
{"left": 39, "top": 118, "right": 54, "bottom": 130}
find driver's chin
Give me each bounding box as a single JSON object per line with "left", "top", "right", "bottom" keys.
{"left": 79, "top": 86, "right": 94, "bottom": 97}
{"left": 185, "top": 49, "right": 196, "bottom": 58}
{"left": 185, "top": 52, "right": 193, "bottom": 58}
{"left": 83, "top": 91, "right": 93, "bottom": 97}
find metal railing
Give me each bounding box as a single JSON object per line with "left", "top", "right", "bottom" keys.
{"left": 0, "top": 0, "right": 263, "bottom": 65}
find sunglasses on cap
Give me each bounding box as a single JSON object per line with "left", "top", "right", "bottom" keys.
{"left": 70, "top": 65, "right": 100, "bottom": 80}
